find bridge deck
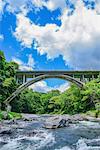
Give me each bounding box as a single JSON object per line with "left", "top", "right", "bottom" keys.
{"left": 16, "top": 70, "right": 100, "bottom": 75}
{"left": 16, "top": 70, "right": 100, "bottom": 78}
{"left": 15, "top": 70, "right": 100, "bottom": 84}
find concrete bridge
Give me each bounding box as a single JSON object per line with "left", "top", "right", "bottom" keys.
{"left": 4, "top": 70, "right": 100, "bottom": 105}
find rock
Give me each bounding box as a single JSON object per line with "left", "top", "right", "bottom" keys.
{"left": 0, "top": 128, "right": 13, "bottom": 135}
{"left": 58, "top": 119, "right": 67, "bottom": 127}
{"left": 43, "top": 124, "right": 58, "bottom": 129}
{"left": 26, "top": 130, "right": 37, "bottom": 137}
{"left": 2, "top": 112, "right": 8, "bottom": 120}
{"left": 0, "top": 141, "right": 8, "bottom": 145}
{"left": 0, "top": 141, "right": 8, "bottom": 148}
{"left": 3, "top": 119, "right": 18, "bottom": 125}
{"left": 43, "top": 116, "right": 69, "bottom": 129}
{"left": 28, "top": 131, "right": 36, "bottom": 136}
{"left": 85, "top": 116, "right": 100, "bottom": 122}
{"left": 71, "top": 114, "right": 88, "bottom": 122}
{"left": 22, "top": 118, "right": 33, "bottom": 121}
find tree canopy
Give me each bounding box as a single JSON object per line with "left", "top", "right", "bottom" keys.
{"left": 0, "top": 50, "right": 18, "bottom": 107}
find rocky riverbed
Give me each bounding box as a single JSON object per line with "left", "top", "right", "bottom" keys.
{"left": 0, "top": 114, "right": 100, "bottom": 150}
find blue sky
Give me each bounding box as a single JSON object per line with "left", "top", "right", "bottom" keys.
{"left": 0, "top": 0, "right": 100, "bottom": 92}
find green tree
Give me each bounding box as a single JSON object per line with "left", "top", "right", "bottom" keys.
{"left": 0, "top": 50, "right": 18, "bottom": 109}
{"left": 11, "top": 89, "right": 43, "bottom": 113}
{"left": 40, "top": 90, "right": 60, "bottom": 113}
{"left": 81, "top": 77, "right": 100, "bottom": 111}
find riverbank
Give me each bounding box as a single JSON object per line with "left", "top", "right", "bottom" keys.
{"left": 0, "top": 111, "right": 22, "bottom": 121}
{"left": 0, "top": 110, "right": 100, "bottom": 122}
{"left": 0, "top": 112, "right": 100, "bottom": 131}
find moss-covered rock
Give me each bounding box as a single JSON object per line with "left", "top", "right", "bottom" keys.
{"left": 0, "top": 111, "right": 22, "bottom": 120}
{"left": 86, "top": 110, "right": 100, "bottom": 118}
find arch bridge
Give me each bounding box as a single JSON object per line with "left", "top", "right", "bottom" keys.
{"left": 4, "top": 70, "right": 100, "bottom": 104}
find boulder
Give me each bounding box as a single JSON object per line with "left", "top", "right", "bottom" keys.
{"left": 0, "top": 141, "right": 8, "bottom": 147}
{"left": 70, "top": 114, "right": 90, "bottom": 123}
{"left": 43, "top": 116, "right": 70, "bottom": 129}
{"left": 25, "top": 130, "right": 38, "bottom": 137}
{"left": 0, "top": 127, "right": 13, "bottom": 135}
{"left": 2, "top": 112, "right": 8, "bottom": 120}
{"left": 3, "top": 119, "right": 18, "bottom": 125}
{"left": 22, "top": 117, "right": 33, "bottom": 121}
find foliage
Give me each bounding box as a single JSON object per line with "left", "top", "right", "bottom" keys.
{"left": 85, "top": 110, "right": 100, "bottom": 118}
{"left": 81, "top": 76, "right": 100, "bottom": 111}
{"left": 11, "top": 89, "right": 43, "bottom": 113}
{"left": 11, "top": 81, "right": 100, "bottom": 115}
{"left": 40, "top": 90, "right": 60, "bottom": 113}
{"left": 0, "top": 50, "right": 18, "bottom": 107}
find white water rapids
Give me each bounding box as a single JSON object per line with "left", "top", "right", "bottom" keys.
{"left": 0, "top": 118, "right": 100, "bottom": 150}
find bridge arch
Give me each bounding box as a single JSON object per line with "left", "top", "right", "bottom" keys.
{"left": 4, "top": 74, "right": 84, "bottom": 104}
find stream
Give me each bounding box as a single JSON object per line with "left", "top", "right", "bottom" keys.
{"left": 0, "top": 115, "right": 100, "bottom": 150}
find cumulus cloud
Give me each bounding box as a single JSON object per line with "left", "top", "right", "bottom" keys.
{"left": 32, "top": 0, "right": 67, "bottom": 12}
{"left": 0, "top": 0, "right": 5, "bottom": 19}
{"left": 31, "top": 0, "right": 45, "bottom": 8}
{"left": 3, "top": 0, "right": 67, "bottom": 15}
{"left": 29, "top": 81, "right": 51, "bottom": 93}
{"left": 58, "top": 82, "right": 70, "bottom": 92}
{"left": 14, "top": 1, "right": 100, "bottom": 70}
{"left": 44, "top": 0, "right": 67, "bottom": 12}
{"left": 0, "top": 34, "right": 4, "bottom": 41}
{"left": 12, "top": 54, "right": 35, "bottom": 71}
{"left": 5, "top": 0, "right": 29, "bottom": 14}
{"left": 1, "top": 0, "right": 100, "bottom": 16}
{"left": 29, "top": 80, "right": 69, "bottom": 93}
{"left": 13, "top": 14, "right": 35, "bottom": 48}
{"left": 95, "top": 0, "right": 100, "bottom": 14}
{"left": 27, "top": 54, "right": 35, "bottom": 68}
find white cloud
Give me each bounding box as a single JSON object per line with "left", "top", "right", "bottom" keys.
{"left": 29, "top": 80, "right": 69, "bottom": 93}
{"left": 1, "top": 0, "right": 100, "bottom": 17}
{"left": 4, "top": 0, "right": 37, "bottom": 15}
{"left": 14, "top": 1, "right": 100, "bottom": 70}
{"left": 5, "top": 0, "right": 29, "bottom": 14}
{"left": 27, "top": 54, "right": 35, "bottom": 68}
{"left": 0, "top": 0, "right": 5, "bottom": 19}
{"left": 4, "top": 0, "right": 66, "bottom": 16}
{"left": 58, "top": 82, "right": 70, "bottom": 92}
{"left": 31, "top": 0, "right": 67, "bottom": 12}
{"left": 95, "top": 0, "right": 100, "bottom": 14}
{"left": 12, "top": 54, "right": 35, "bottom": 71}
{"left": 19, "top": 65, "right": 33, "bottom": 71}
{"left": 0, "top": 34, "right": 4, "bottom": 40}
{"left": 44, "top": 0, "right": 67, "bottom": 12}
{"left": 29, "top": 81, "right": 52, "bottom": 93}
{"left": 12, "top": 57, "right": 23, "bottom": 65}
{"left": 31, "top": 0, "right": 45, "bottom": 8}
{"left": 13, "top": 14, "right": 35, "bottom": 48}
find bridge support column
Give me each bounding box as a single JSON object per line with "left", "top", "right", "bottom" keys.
{"left": 82, "top": 74, "right": 86, "bottom": 82}
{"left": 23, "top": 75, "right": 26, "bottom": 83}
{"left": 80, "top": 75, "right": 83, "bottom": 82}
{"left": 72, "top": 74, "right": 74, "bottom": 78}
{"left": 92, "top": 75, "right": 94, "bottom": 80}
{"left": 15, "top": 75, "right": 19, "bottom": 84}
{"left": 33, "top": 75, "right": 35, "bottom": 78}
{"left": 89, "top": 76, "right": 91, "bottom": 81}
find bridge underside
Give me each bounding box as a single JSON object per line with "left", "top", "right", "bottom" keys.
{"left": 4, "top": 70, "right": 100, "bottom": 104}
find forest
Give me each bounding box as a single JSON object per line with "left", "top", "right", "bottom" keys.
{"left": 0, "top": 50, "right": 100, "bottom": 116}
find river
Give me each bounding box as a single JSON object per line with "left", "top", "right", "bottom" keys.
{"left": 0, "top": 115, "right": 100, "bottom": 150}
